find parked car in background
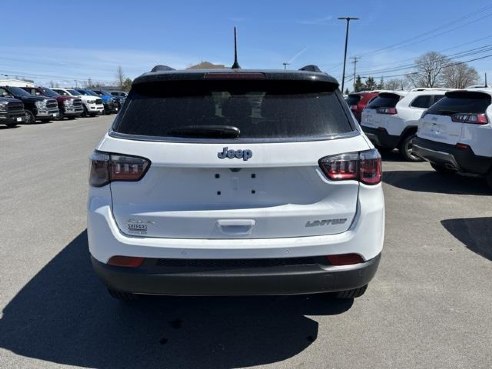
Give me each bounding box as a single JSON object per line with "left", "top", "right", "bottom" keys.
{"left": 0, "top": 96, "right": 25, "bottom": 127}
{"left": 21, "top": 86, "right": 83, "bottom": 120}
{"left": 91, "top": 89, "right": 120, "bottom": 114}
{"left": 413, "top": 89, "right": 492, "bottom": 188}
{"left": 88, "top": 65, "right": 384, "bottom": 301}
{"left": 0, "top": 85, "right": 59, "bottom": 123}
{"left": 52, "top": 88, "right": 104, "bottom": 117}
{"left": 346, "top": 91, "right": 379, "bottom": 122}
{"left": 76, "top": 89, "right": 116, "bottom": 115}
{"left": 361, "top": 89, "right": 447, "bottom": 161}
{"left": 109, "top": 90, "right": 128, "bottom": 98}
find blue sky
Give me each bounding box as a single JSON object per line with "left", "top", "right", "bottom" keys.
{"left": 1, "top": 0, "right": 492, "bottom": 88}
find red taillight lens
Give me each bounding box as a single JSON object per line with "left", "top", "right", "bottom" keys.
{"left": 319, "top": 153, "right": 359, "bottom": 181}
{"left": 319, "top": 149, "right": 382, "bottom": 185}
{"left": 451, "top": 113, "right": 488, "bottom": 124}
{"left": 359, "top": 149, "right": 382, "bottom": 185}
{"left": 89, "top": 151, "right": 150, "bottom": 187}
{"left": 376, "top": 107, "right": 397, "bottom": 115}
{"left": 108, "top": 256, "right": 144, "bottom": 268}
{"left": 326, "top": 253, "right": 364, "bottom": 266}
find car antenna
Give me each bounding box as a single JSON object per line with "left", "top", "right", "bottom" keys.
{"left": 485, "top": 72, "right": 488, "bottom": 87}
{"left": 231, "top": 27, "right": 241, "bottom": 69}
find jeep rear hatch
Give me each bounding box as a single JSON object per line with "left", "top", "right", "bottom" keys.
{"left": 105, "top": 78, "right": 370, "bottom": 239}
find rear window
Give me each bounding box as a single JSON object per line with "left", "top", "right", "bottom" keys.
{"left": 112, "top": 80, "right": 354, "bottom": 141}
{"left": 366, "top": 93, "right": 401, "bottom": 109}
{"left": 426, "top": 91, "right": 491, "bottom": 116}
{"left": 345, "top": 94, "right": 361, "bottom": 106}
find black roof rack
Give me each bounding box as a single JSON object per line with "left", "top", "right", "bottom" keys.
{"left": 150, "top": 65, "right": 176, "bottom": 72}
{"left": 299, "top": 65, "right": 322, "bottom": 73}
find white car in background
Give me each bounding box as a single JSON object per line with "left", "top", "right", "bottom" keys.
{"left": 52, "top": 88, "right": 104, "bottom": 117}
{"left": 361, "top": 89, "right": 447, "bottom": 161}
{"left": 413, "top": 89, "right": 492, "bottom": 188}
{"left": 87, "top": 65, "right": 385, "bottom": 301}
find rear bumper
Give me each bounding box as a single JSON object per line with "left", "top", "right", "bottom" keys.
{"left": 91, "top": 254, "right": 381, "bottom": 296}
{"left": 361, "top": 126, "right": 400, "bottom": 149}
{"left": 413, "top": 137, "right": 492, "bottom": 175}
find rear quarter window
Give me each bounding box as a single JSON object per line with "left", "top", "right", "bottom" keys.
{"left": 112, "top": 80, "right": 355, "bottom": 142}
{"left": 366, "top": 93, "right": 401, "bottom": 109}
{"left": 426, "top": 91, "right": 491, "bottom": 116}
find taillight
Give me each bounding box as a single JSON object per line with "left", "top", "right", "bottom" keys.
{"left": 319, "top": 149, "right": 382, "bottom": 185}
{"left": 350, "top": 105, "right": 357, "bottom": 111}
{"left": 451, "top": 113, "right": 488, "bottom": 124}
{"left": 376, "top": 107, "right": 397, "bottom": 115}
{"left": 89, "top": 151, "right": 150, "bottom": 187}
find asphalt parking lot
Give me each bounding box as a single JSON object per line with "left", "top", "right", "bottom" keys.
{"left": 0, "top": 115, "right": 491, "bottom": 369}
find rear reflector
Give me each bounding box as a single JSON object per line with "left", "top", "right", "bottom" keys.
{"left": 326, "top": 254, "right": 364, "bottom": 266}
{"left": 108, "top": 256, "right": 144, "bottom": 268}
{"left": 451, "top": 113, "right": 488, "bottom": 124}
{"left": 319, "top": 149, "right": 382, "bottom": 185}
{"left": 456, "top": 143, "right": 470, "bottom": 150}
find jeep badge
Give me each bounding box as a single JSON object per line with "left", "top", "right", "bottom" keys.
{"left": 217, "top": 147, "right": 253, "bottom": 161}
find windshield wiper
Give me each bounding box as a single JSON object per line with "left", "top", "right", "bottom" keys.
{"left": 167, "top": 125, "right": 240, "bottom": 139}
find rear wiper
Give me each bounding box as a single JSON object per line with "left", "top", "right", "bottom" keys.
{"left": 166, "top": 125, "right": 240, "bottom": 138}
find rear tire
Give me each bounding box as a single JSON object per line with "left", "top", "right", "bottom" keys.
{"left": 107, "top": 288, "right": 139, "bottom": 301}
{"left": 399, "top": 133, "right": 422, "bottom": 162}
{"left": 334, "top": 285, "right": 368, "bottom": 299}
{"left": 430, "top": 163, "right": 456, "bottom": 176}
{"left": 6, "top": 123, "right": 17, "bottom": 128}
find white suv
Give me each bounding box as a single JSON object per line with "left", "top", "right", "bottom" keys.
{"left": 52, "top": 88, "right": 104, "bottom": 117}
{"left": 413, "top": 89, "right": 492, "bottom": 188}
{"left": 87, "top": 65, "right": 385, "bottom": 301}
{"left": 361, "top": 89, "right": 447, "bottom": 161}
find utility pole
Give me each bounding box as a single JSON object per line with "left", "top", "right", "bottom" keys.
{"left": 338, "top": 17, "right": 359, "bottom": 94}
{"left": 351, "top": 56, "right": 359, "bottom": 92}
{"left": 282, "top": 62, "right": 289, "bottom": 70}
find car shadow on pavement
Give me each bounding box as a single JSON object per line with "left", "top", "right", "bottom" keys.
{"left": 379, "top": 149, "right": 406, "bottom": 162}
{"left": 383, "top": 170, "right": 490, "bottom": 195}
{"left": 0, "top": 230, "right": 353, "bottom": 369}
{"left": 441, "top": 218, "right": 492, "bottom": 261}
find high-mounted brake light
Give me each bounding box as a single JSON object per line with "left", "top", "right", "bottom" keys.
{"left": 89, "top": 151, "right": 150, "bottom": 187}
{"left": 376, "top": 107, "right": 397, "bottom": 115}
{"left": 319, "top": 149, "right": 382, "bottom": 185}
{"left": 451, "top": 113, "right": 488, "bottom": 124}
{"left": 204, "top": 72, "right": 266, "bottom": 80}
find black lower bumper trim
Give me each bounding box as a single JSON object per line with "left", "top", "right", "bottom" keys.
{"left": 362, "top": 126, "right": 400, "bottom": 149}
{"left": 413, "top": 137, "right": 492, "bottom": 175}
{"left": 91, "top": 254, "right": 381, "bottom": 296}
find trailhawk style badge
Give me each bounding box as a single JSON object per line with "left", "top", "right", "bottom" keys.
{"left": 217, "top": 147, "right": 253, "bottom": 161}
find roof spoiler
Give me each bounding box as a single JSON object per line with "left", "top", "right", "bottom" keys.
{"left": 150, "top": 65, "right": 176, "bottom": 72}
{"left": 299, "top": 65, "right": 322, "bottom": 73}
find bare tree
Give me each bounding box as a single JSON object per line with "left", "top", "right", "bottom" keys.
{"left": 116, "top": 66, "right": 125, "bottom": 89}
{"left": 407, "top": 52, "right": 449, "bottom": 88}
{"left": 442, "top": 63, "right": 479, "bottom": 88}
{"left": 384, "top": 79, "right": 407, "bottom": 90}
